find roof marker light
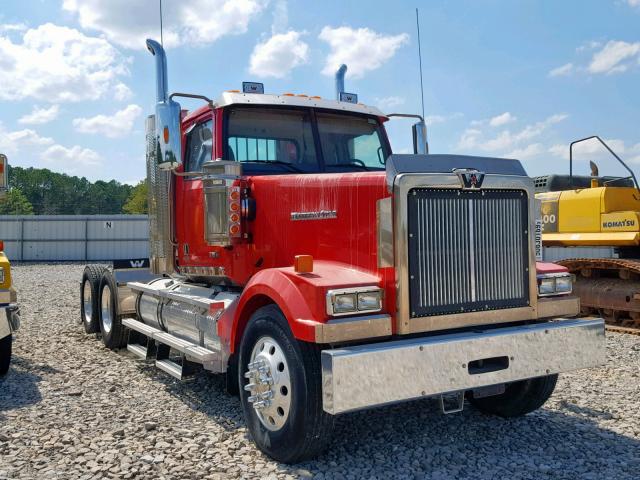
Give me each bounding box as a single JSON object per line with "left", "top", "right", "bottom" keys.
{"left": 282, "top": 92, "right": 295, "bottom": 96}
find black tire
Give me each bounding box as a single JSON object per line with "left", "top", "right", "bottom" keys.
{"left": 80, "top": 265, "right": 107, "bottom": 334}
{"left": 469, "top": 374, "right": 558, "bottom": 417}
{"left": 98, "top": 271, "right": 128, "bottom": 350}
{"left": 238, "top": 305, "right": 334, "bottom": 463}
{"left": 0, "top": 335, "right": 11, "bottom": 376}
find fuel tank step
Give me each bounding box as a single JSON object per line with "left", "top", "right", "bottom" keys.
{"left": 121, "top": 317, "right": 222, "bottom": 375}
{"left": 155, "top": 359, "right": 187, "bottom": 380}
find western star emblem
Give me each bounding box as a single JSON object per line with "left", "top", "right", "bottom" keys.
{"left": 454, "top": 168, "right": 485, "bottom": 189}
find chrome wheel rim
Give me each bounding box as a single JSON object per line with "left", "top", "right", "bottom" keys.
{"left": 245, "top": 336, "right": 292, "bottom": 431}
{"left": 101, "top": 284, "right": 113, "bottom": 334}
{"left": 83, "top": 280, "right": 93, "bottom": 324}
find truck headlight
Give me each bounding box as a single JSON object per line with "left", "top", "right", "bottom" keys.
{"left": 537, "top": 273, "right": 573, "bottom": 297}
{"left": 327, "top": 287, "right": 383, "bottom": 316}
{"left": 334, "top": 294, "right": 357, "bottom": 314}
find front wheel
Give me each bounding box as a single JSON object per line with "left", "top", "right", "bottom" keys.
{"left": 469, "top": 374, "right": 558, "bottom": 417}
{"left": 0, "top": 335, "right": 11, "bottom": 376}
{"left": 239, "top": 305, "right": 334, "bottom": 463}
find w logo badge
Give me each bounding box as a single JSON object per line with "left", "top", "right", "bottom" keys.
{"left": 454, "top": 169, "right": 485, "bottom": 189}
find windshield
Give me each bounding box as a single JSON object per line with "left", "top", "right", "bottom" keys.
{"left": 225, "top": 106, "right": 390, "bottom": 174}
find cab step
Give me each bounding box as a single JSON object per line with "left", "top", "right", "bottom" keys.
{"left": 121, "top": 317, "right": 221, "bottom": 378}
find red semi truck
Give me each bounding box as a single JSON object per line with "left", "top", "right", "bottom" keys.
{"left": 79, "top": 39, "right": 605, "bottom": 463}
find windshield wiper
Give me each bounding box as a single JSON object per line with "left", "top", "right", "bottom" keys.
{"left": 242, "top": 160, "right": 303, "bottom": 173}
{"left": 325, "top": 163, "right": 372, "bottom": 171}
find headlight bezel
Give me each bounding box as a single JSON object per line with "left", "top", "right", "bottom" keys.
{"left": 326, "top": 286, "right": 384, "bottom": 317}
{"left": 537, "top": 272, "right": 574, "bottom": 297}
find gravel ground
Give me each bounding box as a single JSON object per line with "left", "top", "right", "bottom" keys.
{"left": 0, "top": 263, "right": 639, "bottom": 480}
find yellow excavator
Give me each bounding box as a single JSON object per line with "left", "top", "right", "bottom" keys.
{"left": 535, "top": 136, "right": 640, "bottom": 332}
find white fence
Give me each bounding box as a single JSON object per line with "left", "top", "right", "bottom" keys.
{"left": 0, "top": 215, "right": 149, "bottom": 261}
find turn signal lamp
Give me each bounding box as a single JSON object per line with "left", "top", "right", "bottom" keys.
{"left": 163, "top": 126, "right": 170, "bottom": 144}
{"left": 294, "top": 255, "right": 314, "bottom": 273}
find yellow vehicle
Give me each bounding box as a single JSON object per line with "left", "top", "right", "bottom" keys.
{"left": 0, "top": 154, "right": 20, "bottom": 375}
{"left": 535, "top": 136, "right": 640, "bottom": 331}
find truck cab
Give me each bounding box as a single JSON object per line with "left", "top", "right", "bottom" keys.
{"left": 79, "top": 39, "right": 606, "bottom": 463}
{"left": 0, "top": 154, "right": 20, "bottom": 376}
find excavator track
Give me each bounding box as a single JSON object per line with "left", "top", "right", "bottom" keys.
{"left": 558, "top": 258, "right": 640, "bottom": 335}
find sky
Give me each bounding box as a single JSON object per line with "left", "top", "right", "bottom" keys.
{"left": 0, "top": 0, "right": 639, "bottom": 184}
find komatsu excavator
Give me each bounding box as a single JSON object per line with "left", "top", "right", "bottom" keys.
{"left": 535, "top": 136, "right": 640, "bottom": 332}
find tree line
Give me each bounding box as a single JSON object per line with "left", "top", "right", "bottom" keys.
{"left": 0, "top": 165, "right": 148, "bottom": 215}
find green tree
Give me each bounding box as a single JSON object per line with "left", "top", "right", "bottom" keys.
{"left": 0, "top": 189, "right": 34, "bottom": 215}
{"left": 123, "top": 180, "right": 148, "bottom": 214}
{"left": 8, "top": 165, "right": 134, "bottom": 214}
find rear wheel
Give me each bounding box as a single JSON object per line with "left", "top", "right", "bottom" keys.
{"left": 0, "top": 335, "right": 11, "bottom": 376}
{"left": 98, "top": 271, "right": 127, "bottom": 350}
{"left": 80, "top": 265, "right": 107, "bottom": 334}
{"left": 469, "top": 374, "right": 558, "bottom": 417}
{"left": 239, "top": 305, "right": 334, "bottom": 463}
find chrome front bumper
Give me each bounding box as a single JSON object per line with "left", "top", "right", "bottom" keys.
{"left": 321, "top": 318, "right": 605, "bottom": 414}
{"left": 0, "top": 304, "right": 20, "bottom": 339}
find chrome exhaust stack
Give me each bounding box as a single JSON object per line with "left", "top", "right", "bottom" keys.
{"left": 146, "top": 39, "right": 182, "bottom": 171}
{"left": 145, "top": 38, "right": 180, "bottom": 275}
{"left": 335, "top": 64, "right": 347, "bottom": 100}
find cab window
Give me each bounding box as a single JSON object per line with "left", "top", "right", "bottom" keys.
{"left": 184, "top": 119, "right": 213, "bottom": 173}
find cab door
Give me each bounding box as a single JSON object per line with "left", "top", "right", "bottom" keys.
{"left": 178, "top": 116, "right": 213, "bottom": 267}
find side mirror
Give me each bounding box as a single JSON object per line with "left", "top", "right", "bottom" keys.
{"left": 412, "top": 121, "right": 428, "bottom": 155}
{"left": 155, "top": 99, "right": 183, "bottom": 170}
{"left": 0, "top": 154, "right": 7, "bottom": 198}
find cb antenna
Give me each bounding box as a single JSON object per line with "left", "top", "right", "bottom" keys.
{"left": 416, "top": 8, "right": 425, "bottom": 120}
{"left": 159, "top": 0, "right": 164, "bottom": 46}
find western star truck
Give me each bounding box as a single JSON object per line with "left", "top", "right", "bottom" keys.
{"left": 79, "top": 39, "right": 606, "bottom": 463}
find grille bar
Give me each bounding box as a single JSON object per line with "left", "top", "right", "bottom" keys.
{"left": 408, "top": 189, "right": 529, "bottom": 317}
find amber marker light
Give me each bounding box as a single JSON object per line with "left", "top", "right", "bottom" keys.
{"left": 163, "top": 126, "right": 169, "bottom": 144}
{"left": 294, "top": 255, "right": 314, "bottom": 274}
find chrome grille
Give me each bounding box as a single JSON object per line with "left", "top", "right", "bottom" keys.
{"left": 407, "top": 188, "right": 529, "bottom": 317}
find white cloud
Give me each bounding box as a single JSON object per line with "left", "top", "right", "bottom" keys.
{"left": 114, "top": 83, "right": 133, "bottom": 101}
{"left": 41, "top": 144, "right": 101, "bottom": 167}
{"left": 63, "top": 0, "right": 266, "bottom": 49}
{"left": 0, "top": 23, "right": 27, "bottom": 34}
{"left": 73, "top": 104, "right": 143, "bottom": 138}
{"left": 588, "top": 40, "right": 640, "bottom": 74}
{"left": 375, "top": 96, "right": 405, "bottom": 110}
{"left": 627, "top": 0, "right": 640, "bottom": 7}
{"left": 0, "top": 124, "right": 54, "bottom": 154}
{"left": 249, "top": 31, "right": 308, "bottom": 78}
{"left": 489, "top": 112, "right": 516, "bottom": 127}
{"left": 425, "top": 113, "right": 463, "bottom": 126}
{"left": 457, "top": 114, "right": 568, "bottom": 154}
{"left": 548, "top": 63, "right": 574, "bottom": 77}
{"left": 0, "top": 23, "right": 129, "bottom": 102}
{"left": 549, "top": 138, "right": 627, "bottom": 161}
{"left": 18, "top": 105, "right": 60, "bottom": 125}
{"left": 319, "top": 26, "right": 409, "bottom": 78}
{"left": 507, "top": 143, "right": 544, "bottom": 160}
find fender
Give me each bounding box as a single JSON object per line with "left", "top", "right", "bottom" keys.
{"left": 218, "top": 261, "right": 383, "bottom": 353}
